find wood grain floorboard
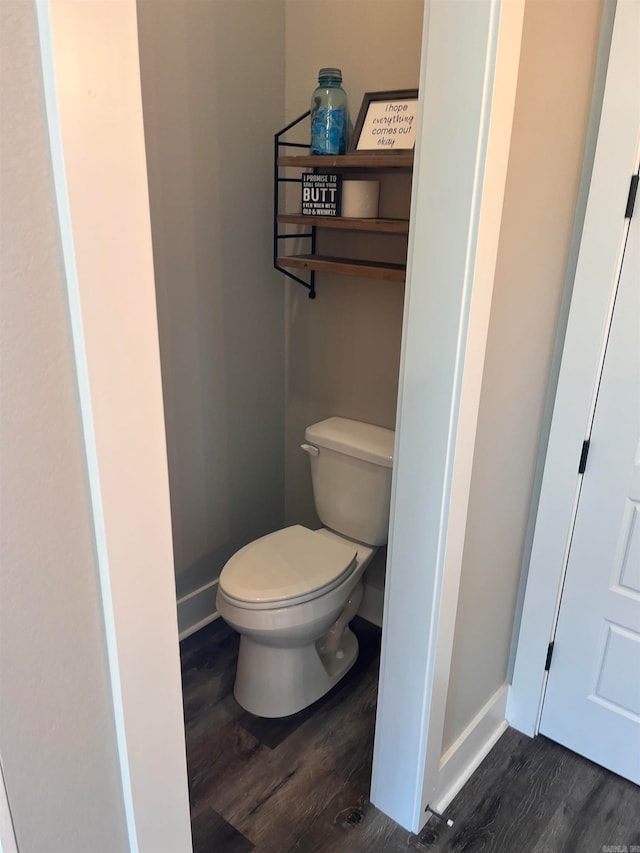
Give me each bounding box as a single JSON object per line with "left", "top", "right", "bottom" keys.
{"left": 291, "top": 801, "right": 426, "bottom": 853}
{"left": 181, "top": 619, "right": 640, "bottom": 853}
{"left": 418, "top": 728, "right": 640, "bottom": 853}
{"left": 191, "top": 806, "right": 255, "bottom": 853}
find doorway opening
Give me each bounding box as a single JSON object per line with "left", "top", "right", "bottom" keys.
{"left": 135, "top": 0, "right": 425, "bottom": 843}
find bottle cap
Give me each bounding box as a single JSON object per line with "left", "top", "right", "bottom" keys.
{"left": 318, "top": 67, "right": 342, "bottom": 82}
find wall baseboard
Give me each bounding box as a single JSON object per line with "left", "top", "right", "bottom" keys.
{"left": 177, "top": 579, "right": 220, "bottom": 641}
{"left": 432, "top": 684, "right": 509, "bottom": 815}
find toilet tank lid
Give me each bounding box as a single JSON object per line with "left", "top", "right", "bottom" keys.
{"left": 305, "top": 417, "right": 394, "bottom": 468}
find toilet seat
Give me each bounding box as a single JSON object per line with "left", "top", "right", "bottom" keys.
{"left": 218, "top": 525, "right": 357, "bottom": 609}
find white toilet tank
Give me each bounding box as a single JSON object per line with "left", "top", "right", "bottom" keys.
{"left": 304, "top": 417, "right": 395, "bottom": 546}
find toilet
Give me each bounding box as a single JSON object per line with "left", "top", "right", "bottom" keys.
{"left": 216, "top": 417, "right": 394, "bottom": 718}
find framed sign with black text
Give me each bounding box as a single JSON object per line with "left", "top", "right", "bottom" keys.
{"left": 350, "top": 89, "right": 419, "bottom": 152}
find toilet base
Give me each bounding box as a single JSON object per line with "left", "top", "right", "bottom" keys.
{"left": 233, "top": 627, "right": 359, "bottom": 718}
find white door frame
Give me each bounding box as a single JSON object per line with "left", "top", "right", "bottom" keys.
{"left": 508, "top": 0, "right": 640, "bottom": 737}
{"left": 34, "top": 0, "right": 526, "bottom": 846}
{"left": 371, "top": 0, "right": 524, "bottom": 832}
{"left": 37, "top": 2, "right": 192, "bottom": 851}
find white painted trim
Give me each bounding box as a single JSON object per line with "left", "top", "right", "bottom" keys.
{"left": 177, "top": 580, "right": 220, "bottom": 641}
{"left": 35, "top": 6, "right": 138, "bottom": 845}
{"left": 433, "top": 685, "right": 509, "bottom": 815}
{"left": 417, "top": 0, "right": 524, "bottom": 822}
{"left": 38, "top": 2, "right": 193, "bottom": 850}
{"left": 0, "top": 761, "right": 18, "bottom": 853}
{"left": 371, "top": 0, "right": 524, "bottom": 833}
{"left": 508, "top": 0, "right": 640, "bottom": 737}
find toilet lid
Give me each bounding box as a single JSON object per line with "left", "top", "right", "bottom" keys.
{"left": 219, "top": 525, "right": 357, "bottom": 605}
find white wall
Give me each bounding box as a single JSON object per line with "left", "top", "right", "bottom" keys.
{"left": 442, "top": 0, "right": 604, "bottom": 752}
{"left": 0, "top": 2, "right": 128, "bottom": 849}
{"left": 137, "top": 0, "right": 287, "bottom": 600}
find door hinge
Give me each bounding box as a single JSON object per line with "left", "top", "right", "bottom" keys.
{"left": 545, "top": 641, "right": 555, "bottom": 671}
{"left": 578, "top": 439, "right": 590, "bottom": 474}
{"left": 625, "top": 173, "right": 638, "bottom": 219}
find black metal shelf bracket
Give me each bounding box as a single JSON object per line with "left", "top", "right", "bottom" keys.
{"left": 274, "top": 112, "right": 316, "bottom": 299}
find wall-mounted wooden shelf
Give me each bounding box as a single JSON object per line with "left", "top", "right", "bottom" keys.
{"left": 276, "top": 254, "right": 406, "bottom": 282}
{"left": 277, "top": 214, "right": 410, "bottom": 235}
{"left": 274, "top": 113, "right": 412, "bottom": 298}
{"left": 277, "top": 152, "right": 413, "bottom": 170}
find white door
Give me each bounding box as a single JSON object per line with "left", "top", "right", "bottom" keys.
{"left": 539, "top": 195, "right": 640, "bottom": 783}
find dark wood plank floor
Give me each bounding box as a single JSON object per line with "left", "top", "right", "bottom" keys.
{"left": 181, "top": 617, "right": 640, "bottom": 853}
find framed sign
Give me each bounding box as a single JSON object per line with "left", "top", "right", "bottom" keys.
{"left": 350, "top": 89, "right": 419, "bottom": 152}
{"left": 301, "top": 173, "right": 341, "bottom": 216}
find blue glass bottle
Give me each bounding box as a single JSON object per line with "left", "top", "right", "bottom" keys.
{"left": 310, "top": 68, "right": 348, "bottom": 155}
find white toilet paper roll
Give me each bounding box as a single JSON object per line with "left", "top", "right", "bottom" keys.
{"left": 341, "top": 180, "right": 380, "bottom": 218}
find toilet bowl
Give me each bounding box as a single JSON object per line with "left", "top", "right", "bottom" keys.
{"left": 217, "top": 526, "right": 375, "bottom": 717}
{"left": 216, "top": 417, "right": 394, "bottom": 718}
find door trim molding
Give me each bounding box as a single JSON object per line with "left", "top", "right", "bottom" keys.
{"left": 371, "top": 0, "right": 524, "bottom": 832}
{"left": 37, "top": 3, "right": 193, "bottom": 849}
{"left": 507, "top": 0, "right": 640, "bottom": 736}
